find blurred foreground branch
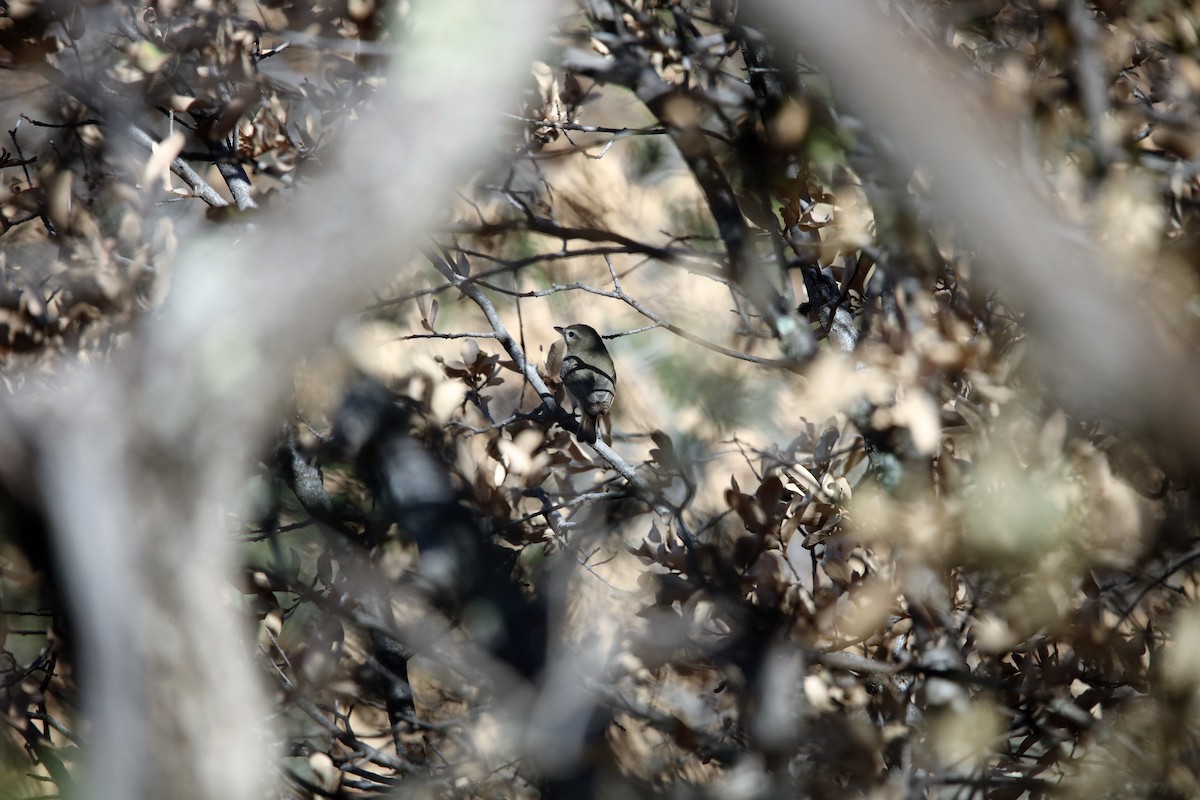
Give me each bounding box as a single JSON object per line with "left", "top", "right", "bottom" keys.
{"left": 2, "top": 2, "right": 552, "bottom": 798}
{"left": 747, "top": 0, "right": 1200, "bottom": 478}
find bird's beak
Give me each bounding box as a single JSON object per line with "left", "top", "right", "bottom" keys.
{"left": 554, "top": 326, "right": 565, "bottom": 335}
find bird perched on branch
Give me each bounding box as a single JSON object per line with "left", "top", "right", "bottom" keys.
{"left": 554, "top": 324, "right": 616, "bottom": 444}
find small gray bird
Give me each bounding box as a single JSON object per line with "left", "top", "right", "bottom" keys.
{"left": 554, "top": 324, "right": 616, "bottom": 444}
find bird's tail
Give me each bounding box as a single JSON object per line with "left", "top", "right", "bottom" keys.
{"left": 579, "top": 413, "right": 598, "bottom": 444}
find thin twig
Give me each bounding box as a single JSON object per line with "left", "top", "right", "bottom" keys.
{"left": 425, "top": 248, "right": 671, "bottom": 517}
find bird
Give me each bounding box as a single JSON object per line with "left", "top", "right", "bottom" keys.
{"left": 554, "top": 324, "right": 616, "bottom": 444}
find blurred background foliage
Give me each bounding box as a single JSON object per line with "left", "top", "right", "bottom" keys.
{"left": 3, "top": 0, "right": 1200, "bottom": 798}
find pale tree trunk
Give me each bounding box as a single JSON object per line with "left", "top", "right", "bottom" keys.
{"left": 13, "top": 2, "right": 552, "bottom": 798}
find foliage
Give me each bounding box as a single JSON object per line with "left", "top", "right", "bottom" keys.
{"left": 0, "top": 0, "right": 384, "bottom": 371}
{"left": 3, "top": 1, "right": 1200, "bottom": 799}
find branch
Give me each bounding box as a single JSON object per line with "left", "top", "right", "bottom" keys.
{"left": 562, "top": 16, "right": 817, "bottom": 362}
{"left": 112, "top": 14, "right": 258, "bottom": 210}
{"left": 128, "top": 125, "right": 230, "bottom": 208}
{"left": 450, "top": 217, "right": 686, "bottom": 262}
{"left": 426, "top": 250, "right": 671, "bottom": 517}
{"left": 745, "top": 0, "right": 1200, "bottom": 480}
{"left": 8, "top": 3, "right": 556, "bottom": 800}
{"left": 473, "top": 274, "right": 790, "bottom": 366}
